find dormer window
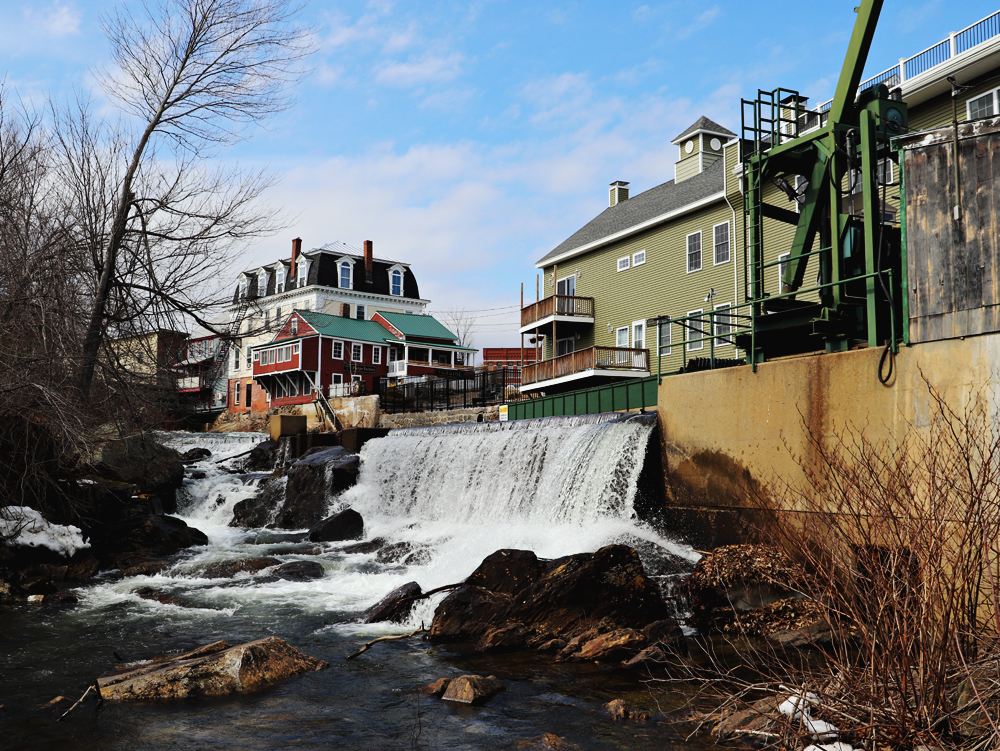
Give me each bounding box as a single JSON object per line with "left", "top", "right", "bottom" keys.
{"left": 298, "top": 259, "right": 308, "bottom": 287}
{"left": 340, "top": 260, "right": 353, "bottom": 290}
{"left": 239, "top": 276, "right": 248, "bottom": 298}
{"left": 258, "top": 270, "right": 267, "bottom": 296}
{"left": 276, "top": 268, "right": 284, "bottom": 293}
{"left": 391, "top": 269, "right": 402, "bottom": 296}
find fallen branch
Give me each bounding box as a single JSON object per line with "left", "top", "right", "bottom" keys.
{"left": 215, "top": 448, "right": 255, "bottom": 464}
{"left": 57, "top": 683, "right": 100, "bottom": 722}
{"left": 347, "top": 625, "right": 426, "bottom": 660}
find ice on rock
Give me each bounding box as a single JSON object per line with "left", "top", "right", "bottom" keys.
{"left": 0, "top": 506, "right": 90, "bottom": 557}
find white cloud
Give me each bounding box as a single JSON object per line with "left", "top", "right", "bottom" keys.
{"left": 375, "top": 53, "right": 465, "bottom": 87}
{"left": 24, "top": 2, "right": 81, "bottom": 38}
{"left": 676, "top": 6, "right": 721, "bottom": 40}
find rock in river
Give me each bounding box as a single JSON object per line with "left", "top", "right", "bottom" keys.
{"left": 308, "top": 509, "right": 364, "bottom": 543}
{"left": 440, "top": 674, "right": 505, "bottom": 705}
{"left": 272, "top": 561, "right": 325, "bottom": 581}
{"left": 97, "top": 638, "right": 328, "bottom": 701}
{"left": 362, "top": 581, "right": 422, "bottom": 623}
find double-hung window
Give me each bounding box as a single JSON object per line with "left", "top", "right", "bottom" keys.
{"left": 658, "top": 318, "right": 671, "bottom": 356}
{"left": 339, "top": 261, "right": 351, "bottom": 289}
{"left": 332, "top": 341, "right": 343, "bottom": 359}
{"left": 714, "top": 303, "right": 733, "bottom": 345}
{"left": 778, "top": 252, "right": 790, "bottom": 292}
{"left": 372, "top": 347, "right": 382, "bottom": 365}
{"left": 713, "top": 222, "right": 730, "bottom": 265}
{"left": 298, "top": 260, "right": 308, "bottom": 287}
{"left": 686, "top": 309, "right": 705, "bottom": 351}
{"left": 351, "top": 343, "right": 363, "bottom": 362}
{"left": 687, "top": 232, "right": 702, "bottom": 273}
{"left": 356, "top": 304, "right": 365, "bottom": 320}
{"left": 276, "top": 269, "right": 284, "bottom": 293}
{"left": 391, "top": 270, "right": 402, "bottom": 296}
{"left": 968, "top": 89, "right": 997, "bottom": 120}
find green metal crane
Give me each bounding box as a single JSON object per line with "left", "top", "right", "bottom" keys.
{"left": 739, "top": 0, "right": 907, "bottom": 363}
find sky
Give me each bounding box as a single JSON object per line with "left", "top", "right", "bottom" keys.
{"left": 2, "top": 0, "right": 998, "bottom": 351}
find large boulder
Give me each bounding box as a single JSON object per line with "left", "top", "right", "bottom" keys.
{"left": 430, "top": 545, "right": 672, "bottom": 656}
{"left": 105, "top": 515, "right": 208, "bottom": 572}
{"left": 230, "top": 477, "right": 285, "bottom": 528}
{"left": 202, "top": 557, "right": 280, "bottom": 579}
{"left": 242, "top": 439, "right": 279, "bottom": 472}
{"left": 273, "top": 447, "right": 360, "bottom": 530}
{"left": 97, "top": 638, "right": 328, "bottom": 701}
{"left": 308, "top": 509, "right": 364, "bottom": 543}
{"left": 83, "top": 432, "right": 185, "bottom": 512}
{"left": 440, "top": 674, "right": 505, "bottom": 705}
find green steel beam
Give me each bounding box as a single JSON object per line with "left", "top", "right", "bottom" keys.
{"left": 829, "top": 0, "right": 884, "bottom": 124}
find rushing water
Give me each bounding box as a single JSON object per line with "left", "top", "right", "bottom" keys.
{"left": 2, "top": 416, "right": 704, "bottom": 750}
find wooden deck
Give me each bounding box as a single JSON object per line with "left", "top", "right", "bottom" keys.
{"left": 521, "top": 295, "right": 595, "bottom": 328}
{"left": 522, "top": 346, "right": 648, "bottom": 386}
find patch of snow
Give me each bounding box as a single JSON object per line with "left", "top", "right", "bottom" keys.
{"left": 0, "top": 506, "right": 90, "bottom": 557}
{"left": 779, "top": 688, "right": 839, "bottom": 741}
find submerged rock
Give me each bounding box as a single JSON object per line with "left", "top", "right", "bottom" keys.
{"left": 308, "top": 509, "right": 364, "bottom": 543}
{"left": 181, "top": 447, "right": 212, "bottom": 462}
{"left": 97, "top": 637, "right": 328, "bottom": 701}
{"left": 440, "top": 674, "right": 505, "bottom": 705}
{"left": 134, "top": 586, "right": 185, "bottom": 607}
{"left": 606, "top": 698, "right": 650, "bottom": 723}
{"left": 202, "top": 556, "right": 280, "bottom": 579}
{"left": 272, "top": 561, "right": 324, "bottom": 581}
{"left": 362, "top": 581, "right": 422, "bottom": 623}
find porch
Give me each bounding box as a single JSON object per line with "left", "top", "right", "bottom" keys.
{"left": 387, "top": 342, "right": 475, "bottom": 379}
{"left": 520, "top": 345, "right": 649, "bottom": 393}
{"left": 520, "top": 294, "right": 595, "bottom": 333}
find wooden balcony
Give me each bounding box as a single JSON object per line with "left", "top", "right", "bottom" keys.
{"left": 520, "top": 295, "right": 595, "bottom": 331}
{"left": 521, "top": 346, "right": 649, "bottom": 387}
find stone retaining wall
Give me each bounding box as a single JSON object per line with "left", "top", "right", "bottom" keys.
{"left": 378, "top": 405, "right": 499, "bottom": 429}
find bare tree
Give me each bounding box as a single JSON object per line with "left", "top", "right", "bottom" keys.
{"left": 441, "top": 307, "right": 477, "bottom": 366}
{"left": 73, "top": 0, "right": 312, "bottom": 397}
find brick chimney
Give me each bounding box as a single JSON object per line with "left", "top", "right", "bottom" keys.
{"left": 291, "top": 237, "right": 302, "bottom": 280}
{"left": 341, "top": 303, "right": 351, "bottom": 318}
{"left": 364, "top": 240, "right": 373, "bottom": 283}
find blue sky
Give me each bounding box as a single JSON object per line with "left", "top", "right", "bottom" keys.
{"left": 2, "top": 0, "right": 998, "bottom": 348}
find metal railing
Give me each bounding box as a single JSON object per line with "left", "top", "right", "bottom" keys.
{"left": 521, "top": 295, "right": 595, "bottom": 328}
{"left": 378, "top": 367, "right": 519, "bottom": 414}
{"left": 522, "top": 346, "right": 649, "bottom": 386}
{"left": 809, "top": 9, "right": 1000, "bottom": 115}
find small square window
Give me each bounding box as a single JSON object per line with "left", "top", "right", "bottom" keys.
{"left": 253, "top": 351, "right": 259, "bottom": 361}
{"left": 292, "top": 343, "right": 300, "bottom": 355}
{"left": 617, "top": 257, "right": 630, "bottom": 272}
{"left": 632, "top": 250, "right": 646, "bottom": 267}
{"left": 968, "top": 91, "right": 996, "bottom": 121}
{"left": 352, "top": 343, "right": 363, "bottom": 362}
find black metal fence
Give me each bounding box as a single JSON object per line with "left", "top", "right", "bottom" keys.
{"left": 377, "top": 367, "right": 521, "bottom": 414}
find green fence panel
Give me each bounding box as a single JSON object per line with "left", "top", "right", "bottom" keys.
{"left": 507, "top": 376, "right": 658, "bottom": 420}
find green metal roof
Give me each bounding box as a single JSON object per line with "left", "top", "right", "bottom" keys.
{"left": 402, "top": 341, "right": 477, "bottom": 352}
{"left": 378, "top": 311, "right": 459, "bottom": 340}
{"left": 296, "top": 311, "right": 395, "bottom": 344}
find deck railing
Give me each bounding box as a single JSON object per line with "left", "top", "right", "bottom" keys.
{"left": 521, "top": 295, "right": 595, "bottom": 328}
{"left": 522, "top": 346, "right": 648, "bottom": 386}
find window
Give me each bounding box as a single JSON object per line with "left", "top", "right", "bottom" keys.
{"left": 263, "top": 311, "right": 270, "bottom": 331}
{"left": 332, "top": 341, "right": 343, "bottom": 359}
{"left": 246, "top": 349, "right": 252, "bottom": 369}
{"left": 687, "top": 232, "right": 702, "bottom": 272}
{"left": 714, "top": 303, "right": 733, "bottom": 345}
{"left": 298, "top": 260, "right": 308, "bottom": 287}
{"left": 288, "top": 376, "right": 298, "bottom": 397}
{"left": 686, "top": 310, "right": 705, "bottom": 351}
{"left": 339, "top": 261, "right": 352, "bottom": 289}
{"left": 877, "top": 158, "right": 894, "bottom": 186}
{"left": 632, "top": 250, "right": 646, "bottom": 267}
{"left": 372, "top": 347, "right": 381, "bottom": 365}
{"left": 239, "top": 277, "right": 247, "bottom": 298}
{"left": 259, "top": 271, "right": 267, "bottom": 295}
{"left": 632, "top": 320, "right": 645, "bottom": 350}
{"left": 291, "top": 317, "right": 298, "bottom": 334}
{"left": 778, "top": 252, "right": 790, "bottom": 291}
{"left": 275, "top": 379, "right": 285, "bottom": 398}
{"left": 276, "top": 269, "right": 284, "bottom": 293}
{"left": 303, "top": 372, "right": 313, "bottom": 396}
{"left": 233, "top": 347, "right": 240, "bottom": 370}
{"left": 658, "top": 318, "right": 671, "bottom": 356}
{"left": 713, "top": 222, "right": 730, "bottom": 265}
{"left": 245, "top": 383, "right": 252, "bottom": 405}
{"left": 234, "top": 382, "right": 240, "bottom": 405}
{"left": 292, "top": 343, "right": 300, "bottom": 355}
{"left": 968, "top": 91, "right": 996, "bottom": 120}
{"left": 556, "top": 337, "right": 575, "bottom": 356}
{"left": 617, "top": 256, "right": 630, "bottom": 272}
{"left": 352, "top": 343, "right": 363, "bottom": 362}
{"left": 390, "top": 269, "right": 403, "bottom": 296}
{"left": 356, "top": 304, "right": 365, "bottom": 320}
{"left": 275, "top": 306, "right": 282, "bottom": 323}
{"left": 616, "top": 326, "right": 629, "bottom": 347}
{"left": 556, "top": 275, "right": 575, "bottom": 296}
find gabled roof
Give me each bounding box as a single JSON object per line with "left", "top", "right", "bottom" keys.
{"left": 377, "top": 311, "right": 459, "bottom": 340}
{"left": 671, "top": 116, "right": 736, "bottom": 144}
{"left": 536, "top": 158, "right": 726, "bottom": 267}
{"left": 293, "top": 311, "right": 395, "bottom": 345}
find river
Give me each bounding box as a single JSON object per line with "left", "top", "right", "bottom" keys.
{"left": 2, "top": 416, "right": 706, "bottom": 750}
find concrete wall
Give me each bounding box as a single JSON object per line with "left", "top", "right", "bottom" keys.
{"left": 655, "top": 332, "right": 1000, "bottom": 543}
{"left": 378, "top": 405, "right": 499, "bottom": 429}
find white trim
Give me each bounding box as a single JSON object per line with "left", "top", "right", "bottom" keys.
{"left": 536, "top": 191, "right": 725, "bottom": 268}
{"left": 616, "top": 256, "right": 631, "bottom": 272}
{"left": 388, "top": 264, "right": 406, "bottom": 296}
{"left": 686, "top": 231, "right": 703, "bottom": 273}
{"left": 337, "top": 256, "right": 354, "bottom": 290}
{"left": 712, "top": 221, "right": 730, "bottom": 266}
{"left": 671, "top": 127, "right": 734, "bottom": 145}
{"left": 778, "top": 252, "right": 790, "bottom": 292}
{"left": 351, "top": 342, "right": 363, "bottom": 362}
{"left": 686, "top": 309, "right": 705, "bottom": 351}
{"left": 372, "top": 346, "right": 382, "bottom": 365}
{"left": 331, "top": 339, "right": 344, "bottom": 360}
{"left": 631, "top": 319, "right": 646, "bottom": 349}
{"left": 518, "top": 369, "right": 649, "bottom": 393}
{"left": 632, "top": 249, "right": 646, "bottom": 267}
{"left": 967, "top": 87, "right": 999, "bottom": 120}
{"left": 658, "top": 318, "right": 671, "bottom": 356}
{"left": 556, "top": 273, "right": 577, "bottom": 296}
